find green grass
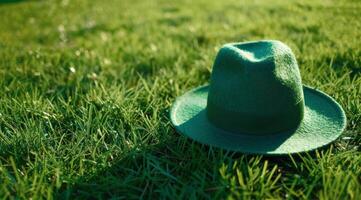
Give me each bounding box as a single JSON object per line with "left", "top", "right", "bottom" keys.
{"left": 0, "top": 0, "right": 360, "bottom": 199}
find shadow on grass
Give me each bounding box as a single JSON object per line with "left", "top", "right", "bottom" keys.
{"left": 56, "top": 140, "right": 188, "bottom": 199}
{"left": 54, "top": 131, "right": 329, "bottom": 199}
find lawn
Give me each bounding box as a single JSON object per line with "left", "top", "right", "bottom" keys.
{"left": 0, "top": 0, "right": 360, "bottom": 199}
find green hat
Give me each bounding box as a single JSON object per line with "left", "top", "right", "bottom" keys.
{"left": 170, "top": 40, "right": 346, "bottom": 155}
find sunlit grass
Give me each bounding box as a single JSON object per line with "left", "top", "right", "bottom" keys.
{"left": 0, "top": 0, "right": 360, "bottom": 199}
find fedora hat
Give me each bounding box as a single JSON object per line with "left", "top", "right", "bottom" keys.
{"left": 170, "top": 40, "right": 346, "bottom": 155}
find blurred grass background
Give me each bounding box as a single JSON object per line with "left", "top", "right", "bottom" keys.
{"left": 0, "top": 0, "right": 360, "bottom": 199}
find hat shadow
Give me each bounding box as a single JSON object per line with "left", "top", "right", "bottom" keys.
{"left": 53, "top": 133, "right": 326, "bottom": 199}
{"left": 178, "top": 109, "right": 296, "bottom": 154}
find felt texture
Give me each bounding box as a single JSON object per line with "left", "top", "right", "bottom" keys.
{"left": 170, "top": 85, "right": 346, "bottom": 154}
{"left": 207, "top": 41, "right": 304, "bottom": 134}
{"left": 170, "top": 40, "right": 346, "bottom": 154}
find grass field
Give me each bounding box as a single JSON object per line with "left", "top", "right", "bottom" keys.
{"left": 0, "top": 0, "right": 360, "bottom": 199}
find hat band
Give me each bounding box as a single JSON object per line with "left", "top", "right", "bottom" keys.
{"left": 206, "top": 100, "right": 304, "bottom": 135}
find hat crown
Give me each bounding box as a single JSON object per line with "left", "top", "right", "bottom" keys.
{"left": 207, "top": 40, "right": 304, "bottom": 134}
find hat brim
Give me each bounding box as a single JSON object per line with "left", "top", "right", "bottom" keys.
{"left": 170, "top": 85, "right": 346, "bottom": 155}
